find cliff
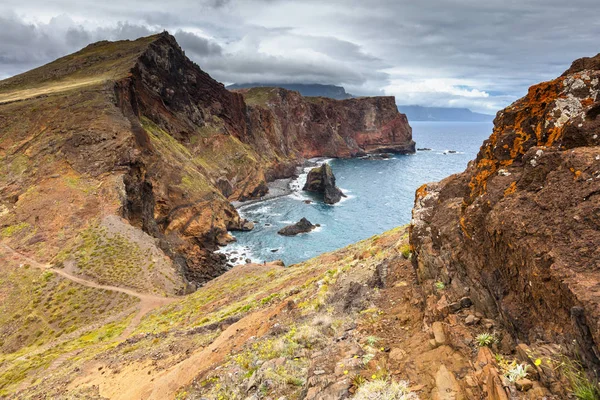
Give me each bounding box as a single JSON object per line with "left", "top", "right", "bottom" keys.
{"left": 0, "top": 32, "right": 413, "bottom": 289}
{"left": 411, "top": 52, "right": 600, "bottom": 371}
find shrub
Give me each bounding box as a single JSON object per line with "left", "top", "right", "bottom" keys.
{"left": 398, "top": 243, "right": 411, "bottom": 259}
{"left": 505, "top": 363, "right": 528, "bottom": 382}
{"left": 353, "top": 378, "right": 418, "bottom": 400}
{"left": 475, "top": 332, "right": 495, "bottom": 347}
{"left": 366, "top": 336, "right": 380, "bottom": 347}
{"left": 560, "top": 357, "right": 600, "bottom": 400}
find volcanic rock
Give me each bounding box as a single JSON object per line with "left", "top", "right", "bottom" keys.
{"left": 411, "top": 51, "right": 600, "bottom": 370}
{"left": 303, "top": 163, "right": 346, "bottom": 204}
{"left": 277, "top": 218, "right": 316, "bottom": 236}
{"left": 0, "top": 32, "right": 414, "bottom": 286}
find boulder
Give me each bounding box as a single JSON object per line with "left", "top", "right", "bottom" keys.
{"left": 432, "top": 321, "right": 446, "bottom": 346}
{"left": 277, "top": 218, "right": 316, "bottom": 236}
{"left": 515, "top": 378, "right": 533, "bottom": 392}
{"left": 228, "top": 218, "right": 255, "bottom": 232}
{"left": 432, "top": 364, "right": 464, "bottom": 400}
{"left": 302, "top": 163, "right": 346, "bottom": 204}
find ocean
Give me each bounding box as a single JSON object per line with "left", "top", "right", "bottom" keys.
{"left": 219, "top": 121, "right": 493, "bottom": 265}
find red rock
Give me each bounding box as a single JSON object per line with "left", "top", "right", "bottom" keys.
{"left": 411, "top": 51, "right": 600, "bottom": 371}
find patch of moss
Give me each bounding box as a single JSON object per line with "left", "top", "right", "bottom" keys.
{"left": 69, "top": 225, "right": 148, "bottom": 290}
{"left": 1, "top": 222, "right": 31, "bottom": 238}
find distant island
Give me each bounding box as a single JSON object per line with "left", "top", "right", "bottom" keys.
{"left": 396, "top": 105, "right": 494, "bottom": 122}
{"left": 228, "top": 84, "right": 494, "bottom": 122}
{"left": 227, "top": 83, "right": 353, "bottom": 100}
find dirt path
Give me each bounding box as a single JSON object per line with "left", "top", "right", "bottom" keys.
{"left": 69, "top": 302, "right": 282, "bottom": 400}
{"left": 0, "top": 243, "right": 178, "bottom": 342}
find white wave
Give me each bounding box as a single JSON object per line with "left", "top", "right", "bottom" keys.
{"left": 216, "top": 242, "right": 263, "bottom": 265}
{"left": 332, "top": 191, "right": 355, "bottom": 206}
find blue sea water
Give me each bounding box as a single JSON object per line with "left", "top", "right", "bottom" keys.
{"left": 220, "top": 121, "right": 493, "bottom": 266}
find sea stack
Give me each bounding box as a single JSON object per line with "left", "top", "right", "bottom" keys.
{"left": 303, "top": 163, "right": 346, "bottom": 204}
{"left": 277, "top": 218, "right": 316, "bottom": 236}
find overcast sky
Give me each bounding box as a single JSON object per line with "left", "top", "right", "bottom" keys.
{"left": 1, "top": 0, "right": 599, "bottom": 114}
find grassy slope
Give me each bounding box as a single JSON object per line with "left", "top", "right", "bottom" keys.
{"left": 5, "top": 226, "right": 409, "bottom": 399}
{"left": 0, "top": 35, "right": 159, "bottom": 103}
{"left": 0, "top": 250, "right": 138, "bottom": 396}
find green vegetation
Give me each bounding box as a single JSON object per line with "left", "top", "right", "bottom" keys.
{"left": 0, "top": 34, "right": 159, "bottom": 99}
{"left": 69, "top": 225, "right": 148, "bottom": 290}
{"left": 398, "top": 243, "right": 411, "bottom": 259}
{"left": 0, "top": 262, "right": 135, "bottom": 358}
{"left": 366, "top": 335, "right": 380, "bottom": 347}
{"left": 0, "top": 316, "right": 133, "bottom": 396}
{"left": 201, "top": 318, "right": 333, "bottom": 399}
{"left": 241, "top": 87, "right": 280, "bottom": 106}
{"left": 475, "top": 332, "right": 496, "bottom": 347}
{"left": 434, "top": 281, "right": 446, "bottom": 290}
{"left": 505, "top": 363, "right": 528, "bottom": 382}
{"left": 1, "top": 222, "right": 31, "bottom": 238}
{"left": 353, "top": 377, "right": 417, "bottom": 400}
{"left": 560, "top": 357, "right": 600, "bottom": 400}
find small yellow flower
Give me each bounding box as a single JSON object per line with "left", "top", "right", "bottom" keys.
{"left": 344, "top": 370, "right": 349, "bottom": 375}
{"left": 371, "top": 374, "right": 377, "bottom": 379}
{"left": 534, "top": 358, "right": 542, "bottom": 366}
{"left": 380, "top": 347, "right": 385, "bottom": 351}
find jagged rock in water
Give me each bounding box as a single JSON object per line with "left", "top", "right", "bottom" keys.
{"left": 410, "top": 51, "right": 600, "bottom": 371}
{"left": 303, "top": 163, "right": 346, "bottom": 204}
{"left": 277, "top": 218, "right": 316, "bottom": 236}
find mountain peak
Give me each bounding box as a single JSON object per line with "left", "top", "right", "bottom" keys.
{"left": 0, "top": 33, "right": 177, "bottom": 104}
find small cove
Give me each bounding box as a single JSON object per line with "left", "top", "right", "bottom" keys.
{"left": 219, "top": 121, "right": 493, "bottom": 265}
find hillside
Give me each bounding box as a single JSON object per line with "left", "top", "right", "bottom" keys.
{"left": 227, "top": 83, "right": 353, "bottom": 100}
{"left": 0, "top": 32, "right": 414, "bottom": 291}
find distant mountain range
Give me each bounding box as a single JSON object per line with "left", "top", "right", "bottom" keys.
{"left": 227, "top": 83, "right": 353, "bottom": 100}
{"left": 227, "top": 83, "right": 495, "bottom": 121}
{"left": 396, "top": 105, "right": 494, "bottom": 122}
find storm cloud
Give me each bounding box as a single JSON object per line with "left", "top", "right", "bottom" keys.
{"left": 1, "top": 0, "right": 599, "bottom": 113}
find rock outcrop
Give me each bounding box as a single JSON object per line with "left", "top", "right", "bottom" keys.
{"left": 411, "top": 52, "right": 600, "bottom": 371}
{"left": 277, "top": 218, "right": 316, "bottom": 236}
{"left": 238, "top": 87, "right": 415, "bottom": 158}
{"left": 303, "top": 163, "right": 346, "bottom": 204}
{"left": 0, "top": 32, "right": 414, "bottom": 286}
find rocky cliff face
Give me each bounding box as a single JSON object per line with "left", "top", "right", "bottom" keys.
{"left": 411, "top": 53, "right": 600, "bottom": 370}
{"left": 238, "top": 87, "right": 415, "bottom": 160}
{"left": 0, "top": 32, "right": 413, "bottom": 287}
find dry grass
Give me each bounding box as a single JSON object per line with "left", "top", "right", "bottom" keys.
{"left": 0, "top": 77, "right": 108, "bottom": 104}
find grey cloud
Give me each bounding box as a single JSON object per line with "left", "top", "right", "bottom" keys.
{"left": 174, "top": 31, "right": 223, "bottom": 57}
{"left": 1, "top": 0, "right": 599, "bottom": 113}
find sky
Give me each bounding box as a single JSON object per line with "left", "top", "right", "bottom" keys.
{"left": 1, "top": 0, "right": 599, "bottom": 114}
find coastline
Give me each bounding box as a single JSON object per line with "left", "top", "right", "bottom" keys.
{"left": 230, "top": 158, "right": 327, "bottom": 209}
{"left": 231, "top": 177, "right": 296, "bottom": 209}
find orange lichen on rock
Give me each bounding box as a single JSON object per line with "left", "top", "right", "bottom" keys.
{"left": 459, "top": 216, "right": 471, "bottom": 239}
{"left": 466, "top": 77, "right": 569, "bottom": 202}
{"left": 415, "top": 184, "right": 428, "bottom": 199}
{"left": 504, "top": 181, "right": 517, "bottom": 196}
